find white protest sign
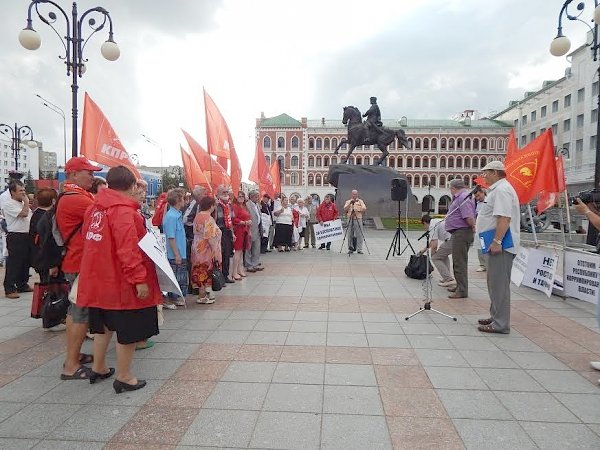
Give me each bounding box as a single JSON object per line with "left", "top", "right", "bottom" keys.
{"left": 314, "top": 219, "right": 344, "bottom": 244}
{"left": 521, "top": 248, "right": 559, "bottom": 297}
{"left": 511, "top": 247, "right": 529, "bottom": 287}
{"left": 138, "top": 231, "right": 183, "bottom": 297}
{"left": 564, "top": 251, "right": 600, "bottom": 304}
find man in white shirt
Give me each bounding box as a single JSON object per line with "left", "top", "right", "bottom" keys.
{"left": 343, "top": 190, "right": 367, "bottom": 254}
{"left": 475, "top": 161, "right": 520, "bottom": 334}
{"left": 3, "top": 180, "right": 33, "bottom": 298}
{"left": 419, "top": 214, "right": 455, "bottom": 286}
{"left": 246, "top": 190, "right": 264, "bottom": 272}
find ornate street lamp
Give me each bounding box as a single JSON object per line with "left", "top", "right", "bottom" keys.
{"left": 19, "top": 1, "right": 120, "bottom": 159}
{"left": 0, "top": 123, "right": 37, "bottom": 175}
{"left": 550, "top": 1, "right": 600, "bottom": 245}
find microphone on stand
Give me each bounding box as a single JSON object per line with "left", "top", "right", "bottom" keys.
{"left": 465, "top": 186, "right": 480, "bottom": 198}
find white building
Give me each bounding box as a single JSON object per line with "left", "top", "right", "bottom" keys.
{"left": 0, "top": 136, "right": 40, "bottom": 186}
{"left": 492, "top": 36, "right": 598, "bottom": 193}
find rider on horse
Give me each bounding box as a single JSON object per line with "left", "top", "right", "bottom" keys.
{"left": 363, "top": 96, "right": 383, "bottom": 142}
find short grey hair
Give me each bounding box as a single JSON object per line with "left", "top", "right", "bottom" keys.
{"left": 192, "top": 185, "right": 205, "bottom": 199}
{"left": 217, "top": 184, "right": 230, "bottom": 196}
{"left": 449, "top": 179, "right": 465, "bottom": 189}
{"left": 248, "top": 190, "right": 259, "bottom": 199}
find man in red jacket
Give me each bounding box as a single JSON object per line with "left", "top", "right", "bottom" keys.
{"left": 57, "top": 157, "right": 102, "bottom": 380}
{"left": 316, "top": 194, "right": 339, "bottom": 250}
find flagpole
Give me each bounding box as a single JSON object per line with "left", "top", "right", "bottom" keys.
{"left": 527, "top": 204, "right": 539, "bottom": 246}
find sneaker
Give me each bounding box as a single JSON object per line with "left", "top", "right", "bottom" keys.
{"left": 357, "top": 250, "right": 363, "bottom": 254}
{"left": 43, "top": 323, "right": 67, "bottom": 332}
{"left": 591, "top": 361, "right": 600, "bottom": 371}
{"left": 172, "top": 298, "right": 186, "bottom": 307}
{"left": 205, "top": 291, "right": 216, "bottom": 300}
{"left": 438, "top": 279, "right": 457, "bottom": 287}
{"left": 196, "top": 296, "right": 215, "bottom": 304}
{"left": 476, "top": 266, "right": 487, "bottom": 272}
{"left": 162, "top": 302, "right": 177, "bottom": 310}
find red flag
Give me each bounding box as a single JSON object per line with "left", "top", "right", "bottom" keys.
{"left": 180, "top": 145, "right": 212, "bottom": 193}
{"left": 80, "top": 92, "right": 141, "bottom": 179}
{"left": 204, "top": 89, "right": 242, "bottom": 193}
{"left": 181, "top": 129, "right": 230, "bottom": 191}
{"left": 536, "top": 155, "right": 567, "bottom": 213}
{"left": 505, "top": 128, "right": 518, "bottom": 160}
{"left": 269, "top": 160, "right": 281, "bottom": 195}
{"left": 249, "top": 141, "right": 275, "bottom": 197}
{"left": 505, "top": 129, "right": 559, "bottom": 205}
{"left": 473, "top": 176, "right": 489, "bottom": 189}
{"left": 556, "top": 155, "right": 566, "bottom": 192}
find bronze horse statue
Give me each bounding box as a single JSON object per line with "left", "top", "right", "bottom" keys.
{"left": 334, "top": 106, "right": 410, "bottom": 166}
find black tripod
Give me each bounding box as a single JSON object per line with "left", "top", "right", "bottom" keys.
{"left": 386, "top": 201, "right": 415, "bottom": 260}
{"left": 340, "top": 207, "right": 370, "bottom": 256}
{"left": 405, "top": 224, "right": 457, "bottom": 321}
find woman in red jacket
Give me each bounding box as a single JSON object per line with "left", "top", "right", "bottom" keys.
{"left": 316, "top": 194, "right": 339, "bottom": 250}
{"left": 231, "top": 191, "right": 251, "bottom": 279}
{"left": 77, "top": 166, "right": 161, "bottom": 394}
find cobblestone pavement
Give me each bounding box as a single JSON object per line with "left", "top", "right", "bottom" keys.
{"left": 0, "top": 229, "right": 599, "bottom": 449}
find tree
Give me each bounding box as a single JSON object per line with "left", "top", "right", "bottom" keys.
{"left": 24, "top": 170, "right": 35, "bottom": 194}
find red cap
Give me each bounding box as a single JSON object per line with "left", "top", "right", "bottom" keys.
{"left": 65, "top": 156, "right": 102, "bottom": 173}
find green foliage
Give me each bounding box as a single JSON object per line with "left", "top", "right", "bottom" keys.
{"left": 161, "top": 168, "right": 188, "bottom": 192}
{"left": 24, "top": 170, "right": 35, "bottom": 194}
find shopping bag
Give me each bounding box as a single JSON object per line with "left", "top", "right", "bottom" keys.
{"left": 404, "top": 254, "right": 434, "bottom": 280}
{"left": 211, "top": 261, "right": 226, "bottom": 292}
{"left": 31, "top": 280, "right": 70, "bottom": 319}
{"left": 40, "top": 282, "right": 71, "bottom": 329}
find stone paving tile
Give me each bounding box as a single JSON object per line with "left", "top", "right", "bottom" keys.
{"left": 452, "top": 419, "right": 536, "bottom": 449}
{"left": 324, "top": 363, "right": 377, "bottom": 386}
{"left": 526, "top": 369, "right": 599, "bottom": 393}
{"left": 250, "top": 411, "right": 321, "bottom": 450}
{"left": 475, "top": 368, "right": 545, "bottom": 392}
{"left": 279, "top": 345, "right": 326, "bottom": 363}
{"left": 323, "top": 385, "right": 383, "bottom": 415}
{"left": 366, "top": 333, "right": 411, "bottom": 348}
{"left": 321, "top": 414, "right": 392, "bottom": 450}
{"left": 0, "top": 438, "right": 38, "bottom": 450}
{"left": 34, "top": 440, "right": 105, "bottom": 449}
{"left": 386, "top": 416, "right": 465, "bottom": 450}
{"left": 220, "top": 361, "right": 277, "bottom": 383}
{"left": 179, "top": 409, "right": 258, "bottom": 448}
{"left": 374, "top": 365, "right": 433, "bottom": 388}
{"left": 188, "top": 343, "right": 241, "bottom": 360}
{"left": 494, "top": 391, "right": 580, "bottom": 422}
{"left": 0, "top": 403, "right": 81, "bottom": 439}
{"left": 520, "top": 421, "right": 600, "bottom": 449}
{"left": 407, "top": 335, "right": 454, "bottom": 349}
{"left": 425, "top": 366, "right": 488, "bottom": 390}
{"left": 370, "top": 348, "right": 419, "bottom": 366}
{"left": 285, "top": 331, "right": 327, "bottom": 346}
{"left": 380, "top": 386, "right": 447, "bottom": 418}
{"left": 326, "top": 332, "right": 369, "bottom": 347}
{"left": 172, "top": 360, "right": 230, "bottom": 381}
{"left": 325, "top": 346, "right": 372, "bottom": 364}
{"left": 554, "top": 393, "right": 600, "bottom": 423}
{"left": 0, "top": 376, "right": 62, "bottom": 403}
{"left": 146, "top": 379, "right": 215, "bottom": 408}
{"left": 202, "top": 381, "right": 268, "bottom": 410}
{"left": 0, "top": 401, "right": 27, "bottom": 423}
{"left": 272, "top": 362, "right": 325, "bottom": 384}
{"left": 415, "top": 349, "right": 469, "bottom": 367}
{"left": 262, "top": 383, "right": 323, "bottom": 413}
{"left": 436, "top": 389, "right": 512, "bottom": 420}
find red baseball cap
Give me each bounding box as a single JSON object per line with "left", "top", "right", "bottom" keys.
{"left": 65, "top": 156, "right": 102, "bottom": 173}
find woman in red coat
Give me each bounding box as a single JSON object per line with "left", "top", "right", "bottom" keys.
{"left": 316, "top": 194, "right": 339, "bottom": 250}
{"left": 77, "top": 166, "right": 161, "bottom": 394}
{"left": 231, "top": 191, "right": 251, "bottom": 279}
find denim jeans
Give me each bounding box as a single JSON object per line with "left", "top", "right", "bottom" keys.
{"left": 167, "top": 259, "right": 188, "bottom": 298}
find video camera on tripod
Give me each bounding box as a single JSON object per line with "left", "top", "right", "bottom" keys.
{"left": 569, "top": 188, "right": 600, "bottom": 205}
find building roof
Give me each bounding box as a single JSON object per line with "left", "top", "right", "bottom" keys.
{"left": 491, "top": 76, "right": 567, "bottom": 118}
{"left": 260, "top": 113, "right": 302, "bottom": 128}
{"left": 306, "top": 118, "right": 511, "bottom": 129}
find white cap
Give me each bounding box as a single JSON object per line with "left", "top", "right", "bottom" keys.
{"left": 481, "top": 161, "right": 505, "bottom": 171}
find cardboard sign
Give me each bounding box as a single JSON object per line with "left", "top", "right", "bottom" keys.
{"left": 521, "top": 248, "right": 559, "bottom": 298}
{"left": 511, "top": 247, "right": 529, "bottom": 287}
{"left": 564, "top": 251, "right": 600, "bottom": 304}
{"left": 138, "top": 231, "right": 183, "bottom": 297}
{"left": 314, "top": 219, "right": 344, "bottom": 244}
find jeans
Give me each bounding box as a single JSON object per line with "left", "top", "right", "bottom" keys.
{"left": 168, "top": 259, "right": 188, "bottom": 298}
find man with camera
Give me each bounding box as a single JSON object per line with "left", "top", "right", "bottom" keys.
{"left": 574, "top": 197, "right": 600, "bottom": 379}
{"left": 343, "top": 190, "right": 367, "bottom": 254}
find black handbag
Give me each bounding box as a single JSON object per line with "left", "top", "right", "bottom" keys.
{"left": 40, "top": 284, "right": 71, "bottom": 328}
{"left": 211, "top": 261, "right": 226, "bottom": 291}
{"left": 404, "top": 254, "right": 434, "bottom": 280}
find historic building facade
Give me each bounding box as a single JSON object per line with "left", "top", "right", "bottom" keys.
{"left": 256, "top": 112, "right": 511, "bottom": 213}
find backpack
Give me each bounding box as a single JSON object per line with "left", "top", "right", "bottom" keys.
{"left": 34, "top": 192, "right": 82, "bottom": 271}
{"left": 152, "top": 193, "right": 168, "bottom": 227}
{"left": 404, "top": 254, "right": 434, "bottom": 280}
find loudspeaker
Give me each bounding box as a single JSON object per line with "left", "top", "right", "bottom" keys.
{"left": 421, "top": 196, "right": 431, "bottom": 213}
{"left": 391, "top": 178, "right": 408, "bottom": 201}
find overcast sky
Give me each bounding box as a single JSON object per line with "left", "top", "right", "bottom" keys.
{"left": 0, "top": 0, "right": 589, "bottom": 179}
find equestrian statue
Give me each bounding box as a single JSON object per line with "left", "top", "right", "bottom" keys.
{"left": 334, "top": 97, "right": 410, "bottom": 166}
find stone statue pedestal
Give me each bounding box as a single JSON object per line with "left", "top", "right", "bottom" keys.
{"left": 327, "top": 164, "right": 420, "bottom": 218}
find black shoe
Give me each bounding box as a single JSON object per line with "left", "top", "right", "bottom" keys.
{"left": 226, "top": 278, "right": 235, "bottom": 283}
{"left": 90, "top": 367, "right": 115, "bottom": 384}
{"left": 113, "top": 378, "right": 147, "bottom": 394}
{"left": 319, "top": 245, "right": 325, "bottom": 250}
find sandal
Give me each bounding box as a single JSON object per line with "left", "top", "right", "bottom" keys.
{"left": 477, "top": 324, "right": 509, "bottom": 334}
{"left": 233, "top": 275, "right": 242, "bottom": 280}
{"left": 79, "top": 353, "right": 94, "bottom": 365}
{"left": 478, "top": 318, "right": 493, "bottom": 326}
{"left": 135, "top": 340, "right": 155, "bottom": 351}
{"left": 60, "top": 365, "right": 92, "bottom": 380}
{"left": 90, "top": 367, "right": 115, "bottom": 384}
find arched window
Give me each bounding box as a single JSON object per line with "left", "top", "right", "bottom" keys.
{"left": 388, "top": 156, "right": 395, "bottom": 168}
{"left": 423, "top": 138, "right": 429, "bottom": 150}
{"left": 277, "top": 137, "right": 285, "bottom": 149}
{"left": 364, "top": 156, "right": 370, "bottom": 165}
{"left": 316, "top": 156, "right": 322, "bottom": 167}
{"left": 277, "top": 155, "right": 284, "bottom": 170}
{"left": 472, "top": 157, "right": 479, "bottom": 169}
{"left": 473, "top": 138, "right": 479, "bottom": 150}
{"left": 291, "top": 156, "right": 299, "bottom": 168}
{"left": 430, "top": 175, "right": 436, "bottom": 187}
{"left": 415, "top": 156, "right": 421, "bottom": 168}
{"left": 456, "top": 138, "right": 463, "bottom": 150}
{"left": 265, "top": 155, "right": 271, "bottom": 167}
{"left": 324, "top": 138, "right": 330, "bottom": 150}
{"left": 464, "top": 156, "right": 470, "bottom": 169}
{"left": 407, "top": 174, "right": 413, "bottom": 186}
{"left": 398, "top": 156, "right": 403, "bottom": 168}
{"left": 331, "top": 156, "right": 338, "bottom": 164}
{"left": 448, "top": 175, "right": 454, "bottom": 182}
{"left": 448, "top": 157, "right": 455, "bottom": 169}
{"left": 449, "top": 138, "right": 455, "bottom": 150}
{"left": 373, "top": 156, "right": 379, "bottom": 165}
{"left": 315, "top": 174, "right": 322, "bottom": 186}
{"left": 440, "top": 175, "right": 446, "bottom": 188}
{"left": 291, "top": 172, "right": 299, "bottom": 185}
{"left": 480, "top": 157, "right": 487, "bottom": 167}
{"left": 440, "top": 156, "right": 446, "bottom": 168}
{"left": 308, "top": 156, "right": 314, "bottom": 167}
{"left": 464, "top": 175, "right": 470, "bottom": 187}
{"left": 316, "top": 138, "right": 322, "bottom": 150}
{"left": 415, "top": 138, "right": 421, "bottom": 150}
{"left": 498, "top": 138, "right": 505, "bottom": 150}
{"left": 332, "top": 138, "right": 338, "bottom": 149}
{"left": 309, "top": 138, "right": 314, "bottom": 150}
{"left": 291, "top": 136, "right": 299, "bottom": 149}
{"left": 356, "top": 156, "right": 363, "bottom": 165}
{"left": 472, "top": 175, "right": 478, "bottom": 186}
{"left": 264, "top": 136, "right": 271, "bottom": 149}
{"left": 431, "top": 138, "right": 437, "bottom": 150}
{"left": 348, "top": 156, "right": 355, "bottom": 165}
{"left": 481, "top": 138, "right": 487, "bottom": 150}
{"left": 308, "top": 174, "right": 314, "bottom": 186}
{"left": 422, "top": 175, "right": 429, "bottom": 186}
{"left": 414, "top": 175, "right": 421, "bottom": 188}
{"left": 430, "top": 157, "right": 437, "bottom": 168}
{"left": 408, "top": 138, "right": 414, "bottom": 149}
{"left": 407, "top": 156, "right": 413, "bottom": 168}
{"left": 423, "top": 157, "right": 429, "bottom": 168}
{"left": 439, "top": 195, "right": 451, "bottom": 214}
{"left": 324, "top": 156, "right": 330, "bottom": 166}
{"left": 441, "top": 138, "right": 447, "bottom": 150}
{"left": 323, "top": 174, "right": 329, "bottom": 185}
{"left": 456, "top": 157, "right": 463, "bottom": 169}
{"left": 465, "top": 138, "right": 471, "bottom": 150}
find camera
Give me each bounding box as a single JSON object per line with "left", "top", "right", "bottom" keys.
{"left": 569, "top": 188, "right": 600, "bottom": 205}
